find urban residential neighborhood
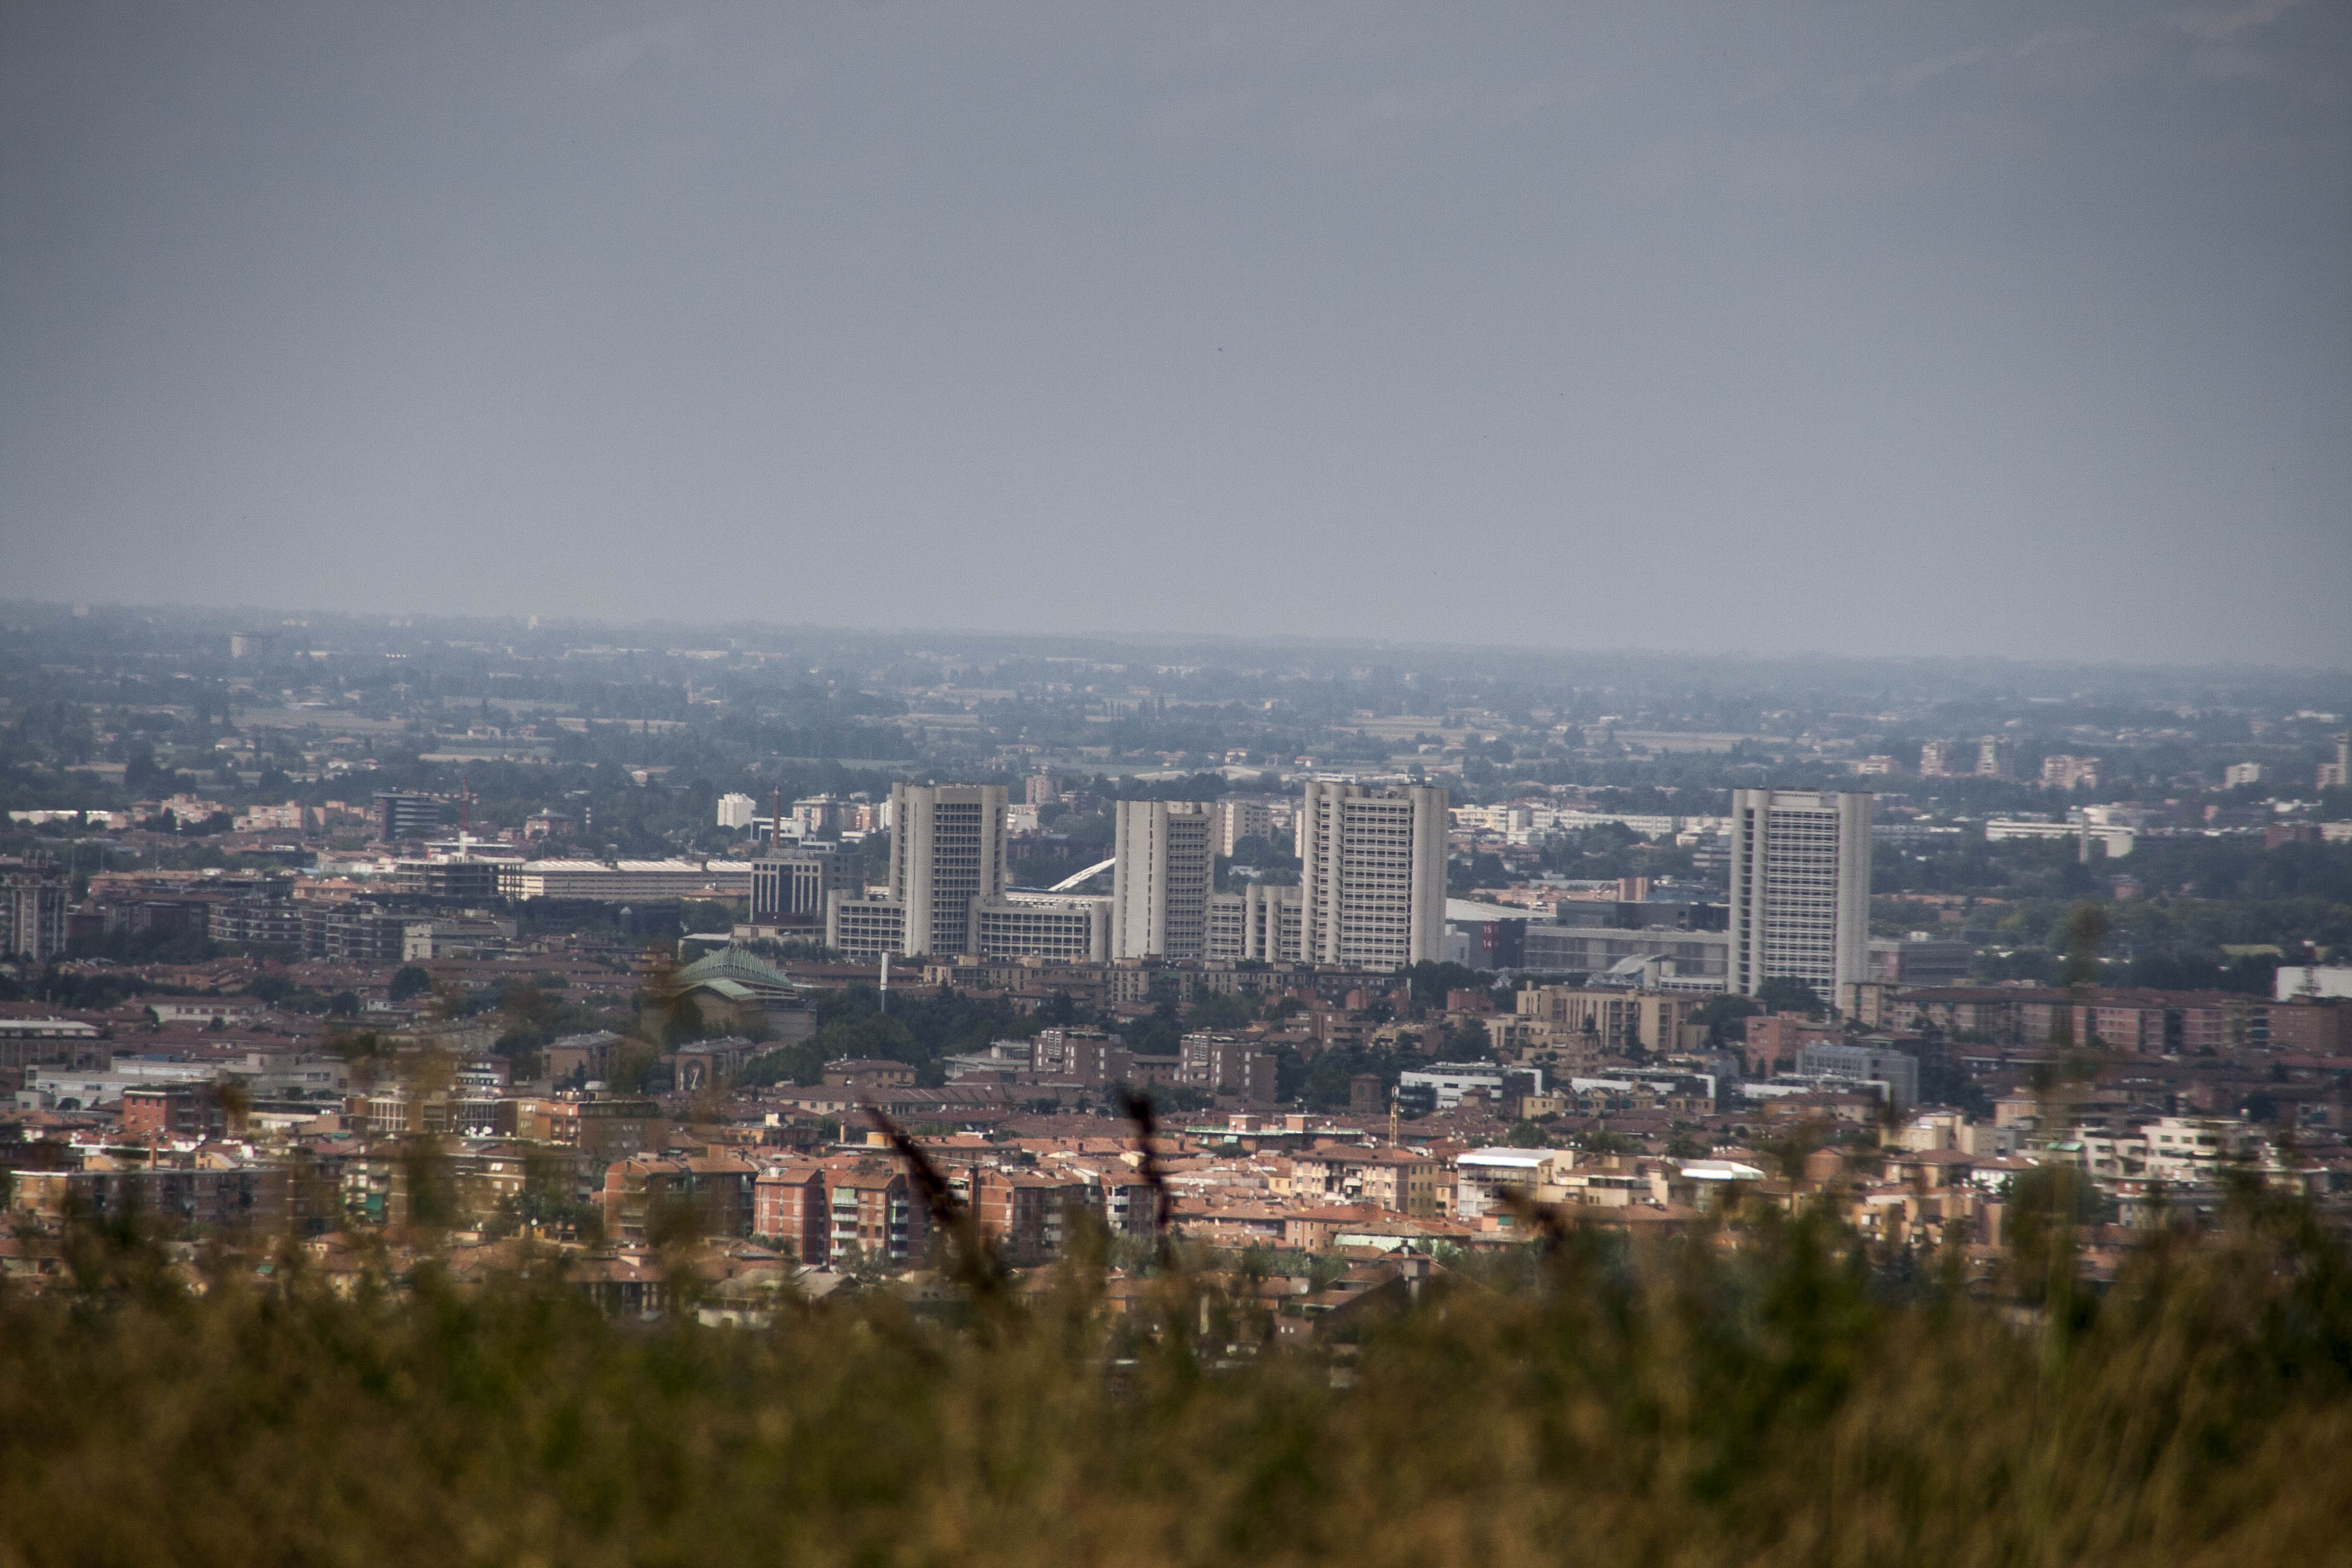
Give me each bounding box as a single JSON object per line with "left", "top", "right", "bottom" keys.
{"left": 5, "top": 609, "right": 2348, "bottom": 1307}
{"left": 4, "top": 2, "right": 2346, "bottom": 1561}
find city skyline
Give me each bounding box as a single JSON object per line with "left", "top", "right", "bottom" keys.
{"left": 3, "top": 4, "right": 2350, "bottom": 1555}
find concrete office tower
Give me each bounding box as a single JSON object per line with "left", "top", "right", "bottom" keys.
{"left": 1727, "top": 789, "right": 1873, "bottom": 1005}
{"left": 1297, "top": 782, "right": 1448, "bottom": 970}
{"left": 889, "top": 783, "right": 1008, "bottom": 957}
{"left": 1111, "top": 800, "right": 1217, "bottom": 959}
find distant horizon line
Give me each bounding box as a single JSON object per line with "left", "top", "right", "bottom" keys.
{"left": 5, "top": 598, "right": 2349, "bottom": 679}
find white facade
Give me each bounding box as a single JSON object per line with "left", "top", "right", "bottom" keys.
{"left": 716, "top": 792, "right": 758, "bottom": 829}
{"left": 2143, "top": 1117, "right": 2262, "bottom": 1184}
{"left": 1206, "top": 883, "right": 1305, "bottom": 963}
{"left": 1297, "top": 782, "right": 1448, "bottom": 971}
{"left": 1726, "top": 789, "right": 1872, "bottom": 1004}
{"left": 825, "top": 892, "right": 907, "bottom": 962}
{"left": 1400, "top": 1065, "right": 1542, "bottom": 1111}
{"left": 2041, "top": 755, "right": 2100, "bottom": 790}
{"left": 890, "top": 782, "right": 1008, "bottom": 957}
{"left": 2276, "top": 965, "right": 2352, "bottom": 1001}
{"left": 1111, "top": 800, "right": 1215, "bottom": 959}
{"left": 1983, "top": 818, "right": 2136, "bottom": 857}
{"left": 1213, "top": 797, "right": 1275, "bottom": 855}
{"left": 978, "top": 893, "right": 1110, "bottom": 964}
{"left": 1453, "top": 1148, "right": 1560, "bottom": 1221}
{"left": 500, "top": 860, "right": 753, "bottom": 901}
{"left": 824, "top": 785, "right": 1112, "bottom": 964}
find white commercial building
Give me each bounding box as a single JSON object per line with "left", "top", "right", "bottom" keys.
{"left": 499, "top": 860, "right": 754, "bottom": 901}
{"left": 890, "top": 782, "right": 1008, "bottom": 958}
{"left": 2276, "top": 965, "right": 2352, "bottom": 1002}
{"left": 1400, "top": 1063, "right": 1543, "bottom": 1112}
{"left": 1454, "top": 1148, "right": 1561, "bottom": 1221}
{"left": 826, "top": 896, "right": 907, "bottom": 963}
{"left": 829, "top": 783, "right": 1116, "bottom": 964}
{"left": 715, "top": 792, "right": 758, "bottom": 830}
{"left": 2142, "top": 1117, "right": 2264, "bottom": 1185}
{"left": 976, "top": 893, "right": 1111, "bottom": 964}
{"left": 1726, "top": 789, "right": 1872, "bottom": 1004}
{"left": 1111, "top": 800, "right": 1216, "bottom": 960}
{"left": 1297, "top": 782, "right": 1448, "bottom": 971}
{"left": 1983, "top": 818, "right": 2136, "bottom": 857}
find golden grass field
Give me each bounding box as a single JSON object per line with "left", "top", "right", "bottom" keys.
{"left": 2, "top": 1189, "right": 2347, "bottom": 1568}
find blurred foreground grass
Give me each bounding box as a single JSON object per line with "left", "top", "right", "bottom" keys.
{"left": 3, "top": 1195, "right": 2349, "bottom": 1568}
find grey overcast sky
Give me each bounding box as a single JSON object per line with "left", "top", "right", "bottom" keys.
{"left": 2, "top": 2, "right": 2346, "bottom": 664}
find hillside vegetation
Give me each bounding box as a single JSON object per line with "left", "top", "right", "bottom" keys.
{"left": 2, "top": 1195, "right": 2348, "bottom": 1568}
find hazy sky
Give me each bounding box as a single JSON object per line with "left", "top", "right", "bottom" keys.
{"left": 3, "top": 2, "right": 2346, "bottom": 664}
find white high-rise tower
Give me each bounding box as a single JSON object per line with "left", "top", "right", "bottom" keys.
{"left": 1111, "top": 800, "right": 1216, "bottom": 959}
{"left": 1726, "top": 788, "right": 1872, "bottom": 1007}
{"left": 889, "top": 782, "right": 1008, "bottom": 957}
{"left": 1296, "top": 781, "right": 1448, "bottom": 971}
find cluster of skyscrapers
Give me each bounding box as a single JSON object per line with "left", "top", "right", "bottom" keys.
{"left": 746, "top": 778, "right": 1873, "bottom": 1002}
{"left": 786, "top": 781, "right": 1449, "bottom": 972}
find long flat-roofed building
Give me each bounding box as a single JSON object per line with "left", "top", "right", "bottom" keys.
{"left": 500, "top": 860, "right": 753, "bottom": 901}
{"left": 976, "top": 893, "right": 1109, "bottom": 964}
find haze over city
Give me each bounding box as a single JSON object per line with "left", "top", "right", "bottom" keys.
{"left": 4, "top": 5, "right": 2352, "bottom": 1565}
{"left": 4, "top": 1, "right": 2347, "bottom": 662}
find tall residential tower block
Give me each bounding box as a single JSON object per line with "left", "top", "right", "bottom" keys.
{"left": 1111, "top": 800, "right": 1216, "bottom": 959}
{"left": 1726, "top": 788, "right": 1872, "bottom": 1007}
{"left": 1296, "top": 782, "right": 1448, "bottom": 971}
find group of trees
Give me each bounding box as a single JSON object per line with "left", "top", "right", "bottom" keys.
{"left": 1882, "top": 836, "right": 2352, "bottom": 985}
{"left": 737, "top": 984, "right": 1047, "bottom": 1091}
{"left": 243, "top": 971, "right": 360, "bottom": 1017}
{"left": 1687, "top": 978, "right": 1826, "bottom": 1046}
